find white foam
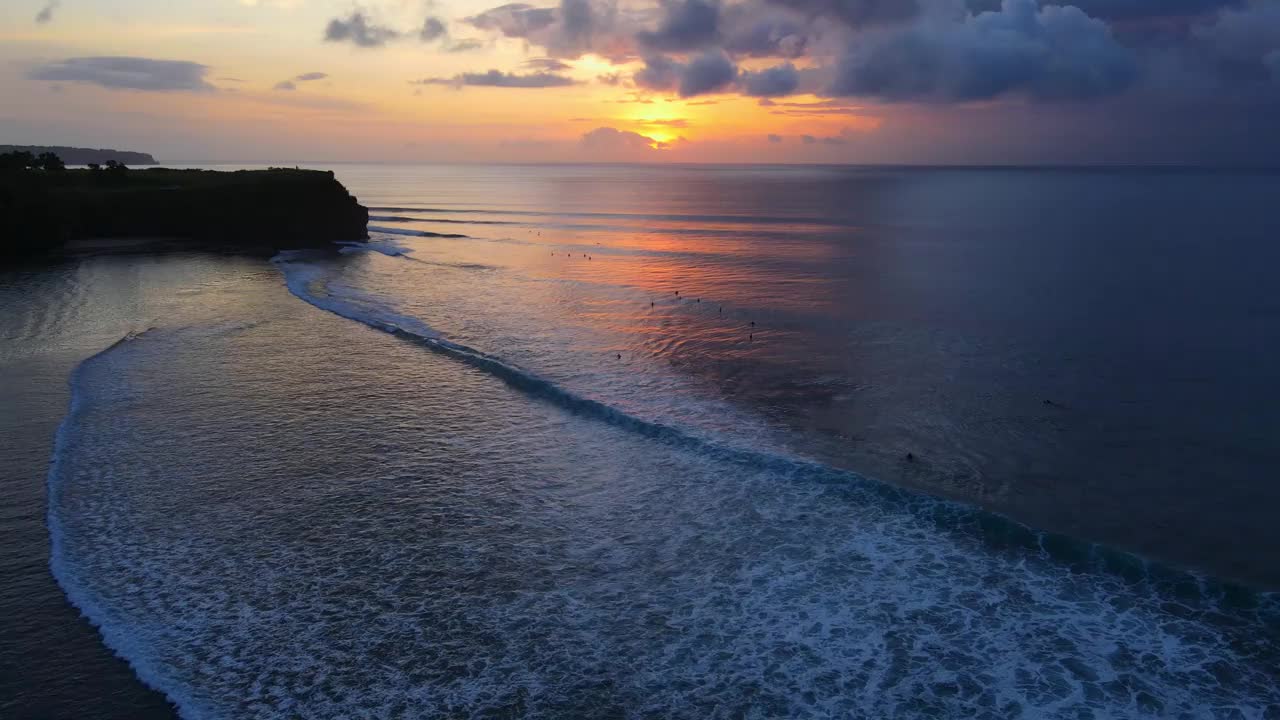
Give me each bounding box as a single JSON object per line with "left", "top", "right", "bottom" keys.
{"left": 337, "top": 238, "right": 412, "bottom": 257}
{"left": 45, "top": 285, "right": 1280, "bottom": 720}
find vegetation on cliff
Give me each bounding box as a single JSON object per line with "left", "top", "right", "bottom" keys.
{"left": 0, "top": 145, "right": 158, "bottom": 166}
{"left": 1, "top": 155, "right": 368, "bottom": 261}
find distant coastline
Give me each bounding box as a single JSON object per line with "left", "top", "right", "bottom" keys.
{"left": 0, "top": 145, "right": 159, "bottom": 166}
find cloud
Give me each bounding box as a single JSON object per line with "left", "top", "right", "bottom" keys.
{"left": 722, "top": 7, "right": 810, "bottom": 58}
{"left": 421, "top": 17, "right": 448, "bottom": 41}
{"left": 766, "top": 100, "right": 869, "bottom": 115}
{"left": 830, "top": 0, "right": 1137, "bottom": 101}
{"left": 766, "top": 0, "right": 918, "bottom": 27}
{"left": 581, "top": 126, "right": 663, "bottom": 150}
{"left": 634, "top": 50, "right": 737, "bottom": 96}
{"left": 447, "top": 39, "right": 486, "bottom": 52}
{"left": 767, "top": 133, "right": 783, "bottom": 142}
{"left": 420, "top": 17, "right": 449, "bottom": 42}
{"left": 557, "top": 0, "right": 599, "bottom": 54}
{"left": 28, "top": 57, "right": 215, "bottom": 92}
{"left": 465, "top": 3, "right": 557, "bottom": 37}
{"left": 465, "top": 0, "right": 640, "bottom": 60}
{"left": 637, "top": 0, "right": 721, "bottom": 51}
{"left": 1192, "top": 2, "right": 1280, "bottom": 73}
{"left": 634, "top": 55, "right": 684, "bottom": 91}
{"left": 35, "top": 0, "right": 59, "bottom": 24}
{"left": 274, "top": 72, "right": 328, "bottom": 91}
{"left": 740, "top": 61, "right": 799, "bottom": 96}
{"left": 525, "top": 57, "right": 574, "bottom": 71}
{"left": 324, "top": 11, "right": 401, "bottom": 47}
{"left": 1041, "top": 0, "right": 1240, "bottom": 21}
{"left": 415, "top": 70, "right": 576, "bottom": 87}
{"left": 795, "top": 130, "right": 857, "bottom": 145}
{"left": 681, "top": 49, "right": 737, "bottom": 95}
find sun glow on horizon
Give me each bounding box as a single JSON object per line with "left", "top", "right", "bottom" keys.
{"left": 0, "top": 0, "right": 894, "bottom": 163}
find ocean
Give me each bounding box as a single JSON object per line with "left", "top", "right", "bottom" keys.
{"left": 3, "top": 164, "right": 1279, "bottom": 718}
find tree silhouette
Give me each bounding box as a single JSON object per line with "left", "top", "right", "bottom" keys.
{"left": 37, "top": 152, "right": 66, "bottom": 171}
{"left": 0, "top": 151, "right": 37, "bottom": 171}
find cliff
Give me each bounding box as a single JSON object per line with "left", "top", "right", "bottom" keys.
{"left": 1, "top": 168, "right": 369, "bottom": 261}
{"left": 0, "top": 146, "right": 158, "bottom": 166}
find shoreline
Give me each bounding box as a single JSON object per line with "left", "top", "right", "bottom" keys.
{"left": 1, "top": 353, "right": 179, "bottom": 720}
{"left": 62, "top": 236, "right": 295, "bottom": 260}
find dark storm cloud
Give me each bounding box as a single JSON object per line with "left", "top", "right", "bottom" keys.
{"left": 722, "top": 9, "right": 809, "bottom": 58}
{"left": 765, "top": 0, "right": 918, "bottom": 27}
{"left": 559, "top": 0, "right": 597, "bottom": 44}
{"left": 634, "top": 51, "right": 737, "bottom": 96}
{"left": 637, "top": 0, "right": 721, "bottom": 51}
{"left": 1193, "top": 2, "right": 1280, "bottom": 72}
{"left": 1040, "top": 0, "right": 1241, "bottom": 21}
{"left": 634, "top": 54, "right": 684, "bottom": 91}
{"left": 414, "top": 70, "right": 576, "bottom": 87}
{"left": 35, "top": 0, "right": 59, "bottom": 24}
{"left": 463, "top": 0, "right": 808, "bottom": 60}
{"left": 830, "top": 0, "right": 1137, "bottom": 101}
{"left": 679, "top": 49, "right": 738, "bottom": 94}
{"left": 421, "top": 17, "right": 448, "bottom": 42}
{"left": 740, "top": 61, "right": 799, "bottom": 96}
{"left": 465, "top": 0, "right": 630, "bottom": 59}
{"left": 28, "top": 57, "right": 214, "bottom": 92}
{"left": 325, "top": 11, "right": 401, "bottom": 47}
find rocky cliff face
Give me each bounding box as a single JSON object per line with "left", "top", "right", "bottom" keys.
{"left": 1, "top": 168, "right": 368, "bottom": 261}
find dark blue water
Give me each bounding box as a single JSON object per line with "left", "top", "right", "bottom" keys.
{"left": 4, "top": 165, "right": 1280, "bottom": 718}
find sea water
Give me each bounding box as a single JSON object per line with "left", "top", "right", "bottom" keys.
{"left": 9, "top": 164, "right": 1280, "bottom": 718}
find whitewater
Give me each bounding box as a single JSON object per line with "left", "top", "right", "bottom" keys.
{"left": 38, "top": 238, "right": 1277, "bottom": 720}
{"left": 26, "top": 164, "right": 1280, "bottom": 718}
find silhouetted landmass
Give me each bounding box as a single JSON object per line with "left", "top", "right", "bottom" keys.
{"left": 1, "top": 164, "right": 369, "bottom": 262}
{"left": 0, "top": 145, "right": 158, "bottom": 166}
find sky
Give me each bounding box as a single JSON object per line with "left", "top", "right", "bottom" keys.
{"left": 2, "top": 0, "right": 1279, "bottom": 164}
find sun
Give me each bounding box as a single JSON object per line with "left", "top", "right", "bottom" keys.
{"left": 645, "top": 130, "right": 676, "bottom": 147}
